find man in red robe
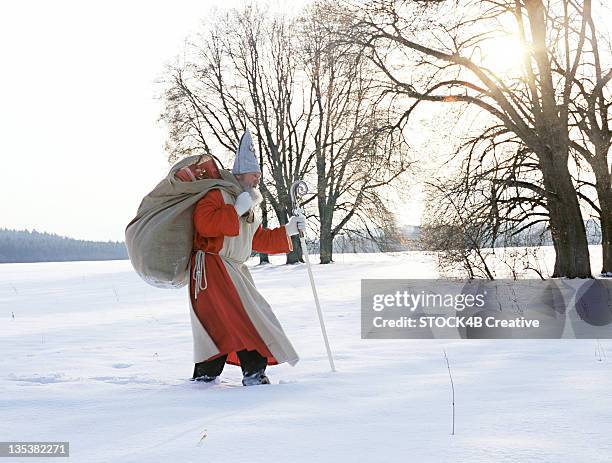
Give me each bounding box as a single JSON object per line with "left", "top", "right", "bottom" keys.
{"left": 188, "top": 130, "right": 305, "bottom": 386}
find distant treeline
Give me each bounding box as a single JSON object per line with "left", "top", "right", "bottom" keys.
{"left": 306, "top": 220, "right": 603, "bottom": 254}
{"left": 0, "top": 228, "right": 128, "bottom": 263}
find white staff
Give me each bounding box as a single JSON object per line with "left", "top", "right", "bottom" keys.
{"left": 290, "top": 180, "right": 336, "bottom": 372}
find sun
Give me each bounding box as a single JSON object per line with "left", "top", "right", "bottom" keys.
{"left": 478, "top": 34, "right": 526, "bottom": 76}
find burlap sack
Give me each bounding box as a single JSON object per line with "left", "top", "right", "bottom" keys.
{"left": 125, "top": 155, "right": 243, "bottom": 288}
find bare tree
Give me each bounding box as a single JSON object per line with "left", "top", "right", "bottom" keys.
{"left": 331, "top": 0, "right": 607, "bottom": 278}
{"left": 559, "top": 3, "right": 612, "bottom": 275}
{"left": 421, "top": 178, "right": 497, "bottom": 280}
{"left": 299, "top": 2, "right": 413, "bottom": 263}
{"left": 159, "top": 6, "right": 308, "bottom": 263}
{"left": 421, "top": 170, "right": 552, "bottom": 280}
{"left": 159, "top": 3, "right": 412, "bottom": 264}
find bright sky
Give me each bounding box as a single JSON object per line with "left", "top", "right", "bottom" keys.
{"left": 0, "top": 0, "right": 423, "bottom": 242}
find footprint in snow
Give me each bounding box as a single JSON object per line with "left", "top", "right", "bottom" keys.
{"left": 112, "top": 363, "right": 133, "bottom": 369}
{"left": 7, "top": 373, "right": 73, "bottom": 384}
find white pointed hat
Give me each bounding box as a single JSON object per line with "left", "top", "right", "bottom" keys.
{"left": 232, "top": 129, "right": 261, "bottom": 174}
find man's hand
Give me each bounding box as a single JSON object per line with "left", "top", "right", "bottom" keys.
{"left": 234, "top": 191, "right": 254, "bottom": 216}
{"left": 285, "top": 215, "right": 306, "bottom": 236}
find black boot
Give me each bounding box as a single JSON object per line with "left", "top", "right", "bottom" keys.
{"left": 192, "top": 373, "right": 217, "bottom": 383}
{"left": 236, "top": 349, "right": 270, "bottom": 386}
{"left": 242, "top": 369, "right": 271, "bottom": 386}
{"left": 191, "top": 354, "right": 227, "bottom": 382}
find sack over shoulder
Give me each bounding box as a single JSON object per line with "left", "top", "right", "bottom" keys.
{"left": 125, "top": 155, "right": 242, "bottom": 288}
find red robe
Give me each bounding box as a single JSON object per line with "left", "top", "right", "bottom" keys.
{"left": 189, "top": 189, "right": 293, "bottom": 367}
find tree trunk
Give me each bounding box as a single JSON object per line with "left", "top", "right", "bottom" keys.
{"left": 258, "top": 196, "right": 270, "bottom": 265}
{"left": 597, "top": 185, "right": 612, "bottom": 274}
{"left": 319, "top": 227, "right": 333, "bottom": 264}
{"left": 287, "top": 235, "right": 304, "bottom": 264}
{"left": 318, "top": 200, "right": 335, "bottom": 264}
{"left": 548, "top": 196, "right": 591, "bottom": 278}
{"left": 600, "top": 209, "right": 612, "bottom": 275}
{"left": 540, "top": 151, "right": 592, "bottom": 278}
{"left": 591, "top": 156, "right": 612, "bottom": 274}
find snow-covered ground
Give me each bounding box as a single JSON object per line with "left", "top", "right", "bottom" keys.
{"left": 1, "top": 249, "right": 611, "bottom": 462}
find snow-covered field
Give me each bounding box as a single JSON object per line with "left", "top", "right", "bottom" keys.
{"left": 1, "top": 249, "right": 611, "bottom": 462}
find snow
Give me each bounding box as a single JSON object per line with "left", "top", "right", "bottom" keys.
{"left": 1, "top": 249, "right": 611, "bottom": 462}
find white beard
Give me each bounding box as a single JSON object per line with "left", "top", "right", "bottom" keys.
{"left": 247, "top": 187, "right": 264, "bottom": 207}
